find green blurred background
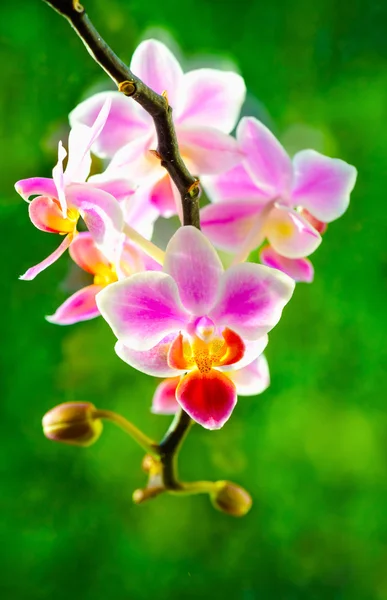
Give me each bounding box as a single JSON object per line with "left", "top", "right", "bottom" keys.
{"left": 1, "top": 0, "right": 387, "bottom": 598}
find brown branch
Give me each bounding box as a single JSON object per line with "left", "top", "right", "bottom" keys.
{"left": 42, "top": 0, "right": 201, "bottom": 228}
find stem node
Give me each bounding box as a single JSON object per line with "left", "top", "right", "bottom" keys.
{"left": 118, "top": 80, "right": 136, "bottom": 96}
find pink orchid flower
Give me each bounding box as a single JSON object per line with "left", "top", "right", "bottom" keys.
{"left": 70, "top": 39, "right": 246, "bottom": 218}
{"left": 15, "top": 99, "right": 128, "bottom": 280}
{"left": 258, "top": 209, "right": 328, "bottom": 282}
{"left": 96, "top": 226, "right": 294, "bottom": 430}
{"left": 201, "top": 117, "right": 357, "bottom": 281}
{"left": 46, "top": 232, "right": 161, "bottom": 326}
{"left": 152, "top": 354, "right": 270, "bottom": 415}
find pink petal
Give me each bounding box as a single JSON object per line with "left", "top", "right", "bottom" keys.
{"left": 115, "top": 335, "right": 181, "bottom": 378}
{"left": 203, "top": 164, "right": 270, "bottom": 204}
{"left": 90, "top": 171, "right": 158, "bottom": 240}
{"left": 141, "top": 252, "right": 164, "bottom": 273}
{"left": 238, "top": 117, "right": 293, "bottom": 197}
{"left": 176, "top": 69, "right": 246, "bottom": 133}
{"left": 176, "top": 125, "right": 243, "bottom": 175}
{"left": 265, "top": 204, "right": 321, "bottom": 259}
{"left": 119, "top": 239, "right": 157, "bottom": 277}
{"left": 102, "top": 133, "right": 156, "bottom": 180}
{"left": 66, "top": 184, "right": 123, "bottom": 248}
{"left": 96, "top": 272, "right": 190, "bottom": 351}
{"left": 260, "top": 245, "right": 314, "bottom": 283}
{"left": 176, "top": 369, "right": 237, "bottom": 430}
{"left": 87, "top": 176, "right": 137, "bottom": 203}
{"left": 46, "top": 284, "right": 102, "bottom": 325}
{"left": 122, "top": 187, "right": 159, "bottom": 240}
{"left": 130, "top": 39, "right": 184, "bottom": 108}
{"left": 19, "top": 233, "right": 74, "bottom": 281}
{"left": 65, "top": 125, "right": 92, "bottom": 184}
{"left": 15, "top": 177, "right": 57, "bottom": 201}
{"left": 151, "top": 378, "right": 180, "bottom": 415}
{"left": 230, "top": 355, "right": 270, "bottom": 396}
{"left": 69, "top": 91, "right": 151, "bottom": 158}
{"left": 65, "top": 97, "right": 112, "bottom": 183}
{"left": 209, "top": 263, "right": 295, "bottom": 341}
{"left": 163, "top": 226, "right": 224, "bottom": 315}
{"left": 148, "top": 173, "right": 177, "bottom": 218}
{"left": 52, "top": 141, "right": 67, "bottom": 214}
{"left": 200, "top": 201, "right": 263, "bottom": 253}
{"left": 28, "top": 196, "right": 76, "bottom": 234}
{"left": 69, "top": 232, "right": 110, "bottom": 274}
{"left": 291, "top": 149, "right": 357, "bottom": 222}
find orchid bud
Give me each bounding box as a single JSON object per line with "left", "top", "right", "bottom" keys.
{"left": 210, "top": 481, "right": 252, "bottom": 517}
{"left": 42, "top": 402, "right": 103, "bottom": 447}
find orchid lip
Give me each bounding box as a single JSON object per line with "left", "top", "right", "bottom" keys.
{"left": 168, "top": 325, "right": 245, "bottom": 375}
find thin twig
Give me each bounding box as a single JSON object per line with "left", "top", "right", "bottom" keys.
{"left": 93, "top": 409, "right": 159, "bottom": 458}
{"left": 42, "top": 0, "right": 201, "bottom": 228}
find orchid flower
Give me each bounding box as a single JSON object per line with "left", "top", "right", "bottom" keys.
{"left": 70, "top": 39, "right": 246, "bottom": 219}
{"left": 152, "top": 354, "right": 270, "bottom": 415}
{"left": 15, "top": 99, "right": 127, "bottom": 280}
{"left": 46, "top": 232, "right": 161, "bottom": 325}
{"left": 201, "top": 117, "right": 357, "bottom": 280}
{"left": 96, "top": 226, "right": 294, "bottom": 429}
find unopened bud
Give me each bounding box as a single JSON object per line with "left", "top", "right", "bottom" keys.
{"left": 42, "top": 402, "right": 103, "bottom": 447}
{"left": 210, "top": 481, "right": 252, "bottom": 517}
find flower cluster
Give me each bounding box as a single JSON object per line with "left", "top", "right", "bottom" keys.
{"left": 16, "top": 39, "right": 357, "bottom": 430}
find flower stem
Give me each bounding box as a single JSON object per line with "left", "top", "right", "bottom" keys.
{"left": 158, "top": 408, "right": 194, "bottom": 489}
{"left": 93, "top": 409, "right": 159, "bottom": 458}
{"left": 123, "top": 223, "right": 165, "bottom": 265}
{"left": 170, "top": 480, "right": 218, "bottom": 496}
{"left": 42, "top": 0, "right": 201, "bottom": 228}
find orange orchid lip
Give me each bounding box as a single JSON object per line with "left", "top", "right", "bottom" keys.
{"left": 29, "top": 196, "right": 79, "bottom": 234}
{"left": 168, "top": 326, "right": 245, "bottom": 374}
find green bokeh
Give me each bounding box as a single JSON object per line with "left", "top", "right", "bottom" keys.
{"left": 1, "top": 1, "right": 386, "bottom": 598}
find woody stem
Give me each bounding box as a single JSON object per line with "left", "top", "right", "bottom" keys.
{"left": 42, "top": 0, "right": 201, "bottom": 228}
{"left": 157, "top": 408, "right": 194, "bottom": 489}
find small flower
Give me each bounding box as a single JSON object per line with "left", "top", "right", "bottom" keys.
{"left": 201, "top": 117, "right": 357, "bottom": 280}
{"left": 46, "top": 232, "right": 161, "bottom": 325}
{"left": 15, "top": 99, "right": 126, "bottom": 280}
{"left": 42, "top": 402, "right": 103, "bottom": 447}
{"left": 97, "top": 226, "right": 294, "bottom": 429}
{"left": 70, "top": 39, "right": 246, "bottom": 218}
{"left": 151, "top": 354, "right": 270, "bottom": 415}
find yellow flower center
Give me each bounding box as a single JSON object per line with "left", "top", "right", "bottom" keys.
{"left": 66, "top": 208, "right": 80, "bottom": 223}
{"left": 190, "top": 336, "right": 228, "bottom": 374}
{"left": 93, "top": 264, "right": 118, "bottom": 286}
